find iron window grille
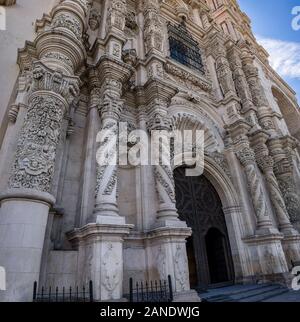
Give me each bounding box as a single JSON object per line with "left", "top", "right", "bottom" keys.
{"left": 168, "top": 21, "right": 205, "bottom": 74}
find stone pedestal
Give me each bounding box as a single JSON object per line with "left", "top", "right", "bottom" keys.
{"left": 145, "top": 227, "right": 200, "bottom": 301}
{"left": 67, "top": 223, "right": 132, "bottom": 301}
{"left": 0, "top": 190, "right": 54, "bottom": 301}
{"left": 244, "top": 233, "right": 290, "bottom": 284}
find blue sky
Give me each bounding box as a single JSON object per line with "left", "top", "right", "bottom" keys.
{"left": 238, "top": 0, "right": 300, "bottom": 101}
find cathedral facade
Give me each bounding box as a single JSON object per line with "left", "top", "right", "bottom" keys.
{"left": 0, "top": 0, "right": 300, "bottom": 302}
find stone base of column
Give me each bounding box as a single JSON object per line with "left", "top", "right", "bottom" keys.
{"left": 255, "top": 224, "right": 280, "bottom": 237}
{"left": 281, "top": 234, "right": 300, "bottom": 269}
{"left": 145, "top": 226, "right": 193, "bottom": 295}
{"left": 0, "top": 189, "right": 55, "bottom": 302}
{"left": 154, "top": 205, "right": 188, "bottom": 229}
{"left": 67, "top": 222, "right": 133, "bottom": 301}
{"left": 243, "top": 233, "right": 289, "bottom": 280}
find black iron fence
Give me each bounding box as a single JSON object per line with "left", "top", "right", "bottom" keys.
{"left": 129, "top": 275, "right": 173, "bottom": 302}
{"left": 33, "top": 281, "right": 93, "bottom": 302}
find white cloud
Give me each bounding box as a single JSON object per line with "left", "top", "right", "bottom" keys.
{"left": 256, "top": 36, "right": 300, "bottom": 80}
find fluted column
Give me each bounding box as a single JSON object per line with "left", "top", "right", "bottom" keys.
{"left": 251, "top": 131, "right": 297, "bottom": 235}
{"left": 0, "top": 0, "right": 88, "bottom": 301}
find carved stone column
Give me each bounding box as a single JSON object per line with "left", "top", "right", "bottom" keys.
{"left": 210, "top": 34, "right": 236, "bottom": 99}
{"left": 240, "top": 44, "right": 277, "bottom": 136}
{"left": 146, "top": 99, "right": 184, "bottom": 228}
{"left": 228, "top": 120, "right": 277, "bottom": 235}
{"left": 143, "top": 0, "right": 163, "bottom": 55}
{"left": 0, "top": 0, "right": 88, "bottom": 301}
{"left": 250, "top": 131, "right": 297, "bottom": 235}
{"left": 93, "top": 77, "right": 124, "bottom": 223}
{"left": 269, "top": 137, "right": 300, "bottom": 227}
{"left": 227, "top": 44, "right": 259, "bottom": 127}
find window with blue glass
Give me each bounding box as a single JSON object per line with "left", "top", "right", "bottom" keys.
{"left": 168, "top": 21, "right": 205, "bottom": 74}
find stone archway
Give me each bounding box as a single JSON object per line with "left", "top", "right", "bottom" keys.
{"left": 174, "top": 166, "right": 235, "bottom": 290}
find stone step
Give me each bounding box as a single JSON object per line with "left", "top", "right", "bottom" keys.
{"left": 201, "top": 284, "right": 290, "bottom": 302}
{"left": 201, "top": 284, "right": 277, "bottom": 301}
{"left": 238, "top": 287, "right": 289, "bottom": 302}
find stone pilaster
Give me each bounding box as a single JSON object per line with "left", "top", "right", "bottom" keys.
{"left": 0, "top": 0, "right": 89, "bottom": 301}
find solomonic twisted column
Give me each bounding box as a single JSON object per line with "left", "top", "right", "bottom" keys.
{"left": 146, "top": 102, "right": 183, "bottom": 227}
{"left": 0, "top": 0, "right": 89, "bottom": 301}
{"left": 228, "top": 121, "right": 276, "bottom": 235}
{"left": 268, "top": 137, "right": 300, "bottom": 227}
{"left": 251, "top": 132, "right": 297, "bottom": 235}
{"left": 93, "top": 78, "right": 124, "bottom": 222}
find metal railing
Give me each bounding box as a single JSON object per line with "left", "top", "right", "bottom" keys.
{"left": 33, "top": 281, "right": 93, "bottom": 302}
{"left": 129, "top": 275, "right": 173, "bottom": 303}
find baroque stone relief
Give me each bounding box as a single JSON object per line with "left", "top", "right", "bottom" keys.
{"left": 101, "top": 243, "right": 122, "bottom": 299}
{"left": 9, "top": 95, "right": 65, "bottom": 192}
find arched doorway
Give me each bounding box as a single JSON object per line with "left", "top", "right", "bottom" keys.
{"left": 174, "top": 167, "right": 234, "bottom": 290}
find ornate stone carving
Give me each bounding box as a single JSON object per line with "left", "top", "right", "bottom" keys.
{"left": 156, "top": 246, "right": 166, "bottom": 281}
{"left": 232, "top": 133, "right": 273, "bottom": 232}
{"left": 106, "top": 0, "right": 126, "bottom": 32}
{"left": 164, "top": 61, "right": 212, "bottom": 92}
{"left": 269, "top": 138, "right": 300, "bottom": 224}
{"left": 174, "top": 245, "right": 188, "bottom": 291}
{"left": 9, "top": 94, "right": 65, "bottom": 192}
{"left": 143, "top": 0, "right": 163, "bottom": 54}
{"left": 240, "top": 45, "right": 276, "bottom": 132}
{"left": 31, "top": 62, "right": 80, "bottom": 103}
{"left": 125, "top": 11, "right": 138, "bottom": 31}
{"left": 252, "top": 135, "right": 295, "bottom": 233}
{"left": 211, "top": 37, "right": 236, "bottom": 98}
{"left": 8, "top": 104, "right": 20, "bottom": 123}
{"left": 227, "top": 45, "right": 255, "bottom": 113}
{"left": 101, "top": 243, "right": 121, "bottom": 299}
{"left": 51, "top": 13, "right": 82, "bottom": 40}
{"left": 88, "top": 8, "right": 101, "bottom": 31}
